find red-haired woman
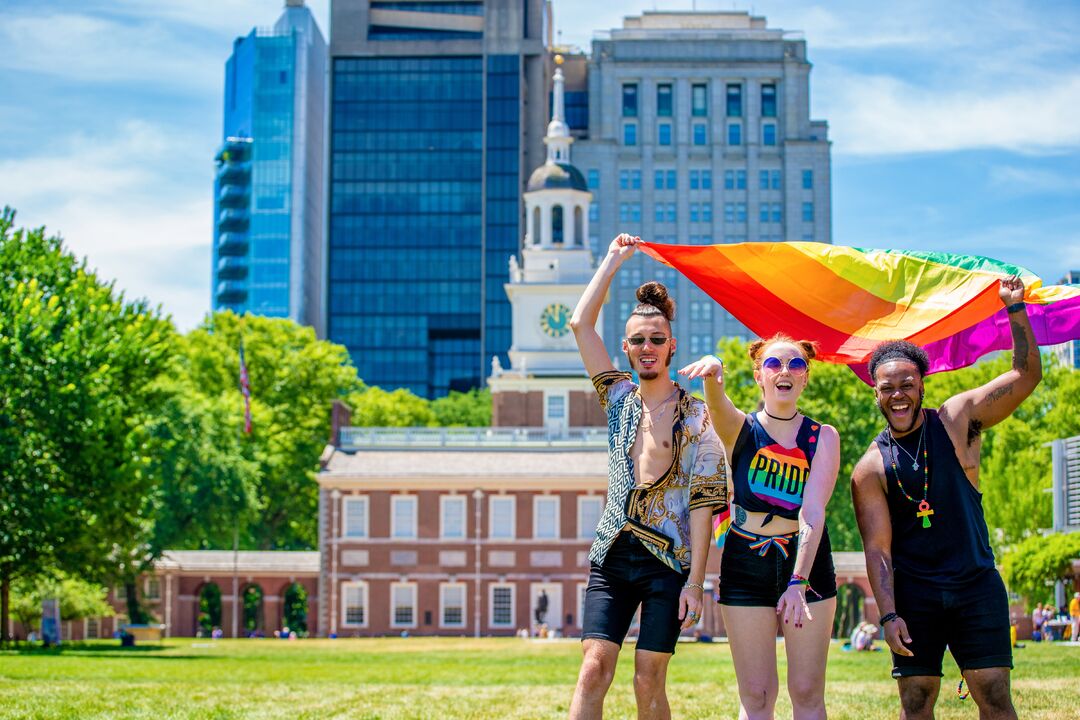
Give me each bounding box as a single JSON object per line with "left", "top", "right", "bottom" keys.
{"left": 681, "top": 336, "right": 839, "bottom": 720}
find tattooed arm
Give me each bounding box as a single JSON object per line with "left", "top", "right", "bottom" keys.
{"left": 851, "top": 446, "right": 913, "bottom": 656}
{"left": 776, "top": 424, "right": 839, "bottom": 628}
{"left": 940, "top": 275, "right": 1042, "bottom": 438}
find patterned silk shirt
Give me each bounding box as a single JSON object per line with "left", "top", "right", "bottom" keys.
{"left": 588, "top": 370, "right": 729, "bottom": 573}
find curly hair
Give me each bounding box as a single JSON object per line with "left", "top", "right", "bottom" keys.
{"left": 631, "top": 281, "right": 676, "bottom": 322}
{"left": 868, "top": 340, "right": 930, "bottom": 379}
{"left": 747, "top": 332, "right": 818, "bottom": 370}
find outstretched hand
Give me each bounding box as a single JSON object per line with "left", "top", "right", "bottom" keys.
{"left": 678, "top": 355, "right": 724, "bottom": 382}
{"left": 608, "top": 233, "right": 642, "bottom": 262}
{"left": 999, "top": 274, "right": 1026, "bottom": 306}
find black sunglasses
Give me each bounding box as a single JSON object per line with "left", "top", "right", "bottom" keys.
{"left": 626, "top": 335, "right": 670, "bottom": 347}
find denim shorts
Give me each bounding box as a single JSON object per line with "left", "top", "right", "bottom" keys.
{"left": 717, "top": 524, "right": 837, "bottom": 606}
{"left": 581, "top": 532, "right": 688, "bottom": 654}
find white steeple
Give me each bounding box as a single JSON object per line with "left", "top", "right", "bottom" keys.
{"left": 545, "top": 60, "right": 572, "bottom": 164}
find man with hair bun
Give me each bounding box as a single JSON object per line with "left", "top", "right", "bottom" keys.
{"left": 851, "top": 276, "right": 1041, "bottom": 720}
{"left": 567, "top": 233, "right": 729, "bottom": 719}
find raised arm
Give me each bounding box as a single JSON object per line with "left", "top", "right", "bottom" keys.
{"left": 851, "top": 447, "right": 913, "bottom": 657}
{"left": 940, "top": 276, "right": 1043, "bottom": 434}
{"left": 776, "top": 424, "right": 839, "bottom": 628}
{"left": 678, "top": 355, "right": 745, "bottom": 450}
{"left": 570, "top": 234, "right": 639, "bottom": 378}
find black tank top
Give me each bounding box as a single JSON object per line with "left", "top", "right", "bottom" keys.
{"left": 874, "top": 409, "right": 995, "bottom": 588}
{"left": 731, "top": 413, "right": 822, "bottom": 522}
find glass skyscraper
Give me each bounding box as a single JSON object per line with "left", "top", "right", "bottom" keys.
{"left": 327, "top": 0, "right": 546, "bottom": 398}
{"left": 212, "top": 0, "right": 327, "bottom": 329}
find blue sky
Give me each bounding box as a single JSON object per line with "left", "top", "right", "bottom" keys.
{"left": 2, "top": 0, "right": 1078, "bottom": 331}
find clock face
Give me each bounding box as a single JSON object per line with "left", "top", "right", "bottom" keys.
{"left": 539, "top": 302, "right": 571, "bottom": 338}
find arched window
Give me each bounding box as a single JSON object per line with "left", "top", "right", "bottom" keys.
{"left": 552, "top": 205, "right": 564, "bottom": 245}
{"left": 574, "top": 206, "right": 584, "bottom": 246}
{"left": 242, "top": 584, "right": 264, "bottom": 636}
{"left": 197, "top": 583, "right": 222, "bottom": 637}
{"left": 532, "top": 206, "right": 542, "bottom": 245}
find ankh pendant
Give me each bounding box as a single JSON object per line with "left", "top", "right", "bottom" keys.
{"left": 916, "top": 499, "right": 934, "bottom": 529}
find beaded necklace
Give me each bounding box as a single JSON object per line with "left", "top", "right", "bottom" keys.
{"left": 887, "top": 411, "right": 934, "bottom": 528}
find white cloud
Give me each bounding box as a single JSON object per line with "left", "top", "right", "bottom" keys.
{"left": 0, "top": 11, "right": 220, "bottom": 92}
{"left": 820, "top": 71, "right": 1080, "bottom": 156}
{"left": 0, "top": 120, "right": 213, "bottom": 331}
{"left": 988, "top": 166, "right": 1080, "bottom": 195}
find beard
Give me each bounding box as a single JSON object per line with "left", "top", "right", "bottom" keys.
{"left": 878, "top": 391, "right": 924, "bottom": 434}
{"left": 627, "top": 347, "right": 674, "bottom": 380}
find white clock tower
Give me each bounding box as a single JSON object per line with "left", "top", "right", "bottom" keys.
{"left": 489, "top": 57, "right": 607, "bottom": 431}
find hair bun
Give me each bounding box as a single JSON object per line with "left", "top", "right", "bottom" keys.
{"left": 636, "top": 281, "right": 675, "bottom": 321}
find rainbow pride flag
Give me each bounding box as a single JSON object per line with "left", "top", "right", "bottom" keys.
{"left": 640, "top": 241, "right": 1080, "bottom": 378}
{"left": 713, "top": 505, "right": 731, "bottom": 549}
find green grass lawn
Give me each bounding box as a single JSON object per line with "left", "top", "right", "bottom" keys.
{"left": 1, "top": 637, "right": 1076, "bottom": 719}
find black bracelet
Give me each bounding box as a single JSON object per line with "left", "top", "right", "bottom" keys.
{"left": 879, "top": 611, "right": 899, "bottom": 625}
{"left": 1005, "top": 301, "right": 1026, "bottom": 314}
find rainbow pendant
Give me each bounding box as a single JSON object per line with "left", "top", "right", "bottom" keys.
{"left": 917, "top": 499, "right": 934, "bottom": 529}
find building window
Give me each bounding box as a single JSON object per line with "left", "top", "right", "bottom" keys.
{"left": 727, "top": 122, "right": 742, "bottom": 146}
{"left": 489, "top": 495, "right": 515, "bottom": 539}
{"left": 803, "top": 202, "right": 814, "bottom": 222}
{"left": 771, "top": 170, "right": 781, "bottom": 190}
{"left": 763, "top": 122, "right": 777, "bottom": 147}
{"left": 657, "top": 83, "right": 673, "bottom": 117}
{"left": 736, "top": 170, "right": 746, "bottom": 190}
{"left": 587, "top": 168, "right": 600, "bottom": 189}
{"left": 760, "top": 205, "right": 771, "bottom": 223}
{"left": 440, "top": 583, "right": 466, "bottom": 628}
{"left": 620, "top": 170, "right": 630, "bottom": 190}
{"left": 802, "top": 169, "right": 813, "bottom": 189}
{"left": 726, "top": 83, "right": 742, "bottom": 117}
{"left": 623, "top": 123, "right": 637, "bottom": 146}
{"left": 342, "top": 582, "right": 368, "bottom": 627}
{"left": 802, "top": 232, "right": 815, "bottom": 241}
{"left": 759, "top": 170, "right": 770, "bottom": 191}
{"left": 588, "top": 203, "right": 598, "bottom": 223}
{"left": 666, "top": 170, "right": 676, "bottom": 189}
{"left": 724, "top": 203, "right": 735, "bottom": 223}
{"left": 441, "top": 495, "right": 467, "bottom": 540}
{"left": 546, "top": 394, "right": 565, "bottom": 421}
{"left": 693, "top": 123, "right": 707, "bottom": 145}
{"left": 690, "top": 171, "right": 699, "bottom": 190}
{"left": 701, "top": 170, "right": 712, "bottom": 189}
{"left": 85, "top": 617, "right": 99, "bottom": 639}
{"left": 343, "top": 496, "right": 368, "bottom": 538}
{"left": 534, "top": 496, "right": 560, "bottom": 539}
{"left": 772, "top": 203, "right": 783, "bottom": 223}
{"left": 622, "top": 83, "right": 638, "bottom": 117}
{"left": 490, "top": 584, "right": 514, "bottom": 628}
{"left": 390, "top": 582, "right": 417, "bottom": 628}
{"left": 761, "top": 83, "right": 777, "bottom": 118}
{"left": 658, "top": 123, "right": 672, "bottom": 146}
{"left": 391, "top": 496, "right": 417, "bottom": 539}
{"left": 702, "top": 202, "right": 713, "bottom": 223}
{"left": 578, "top": 496, "right": 603, "bottom": 540}
{"left": 692, "top": 83, "right": 708, "bottom": 117}
{"left": 145, "top": 578, "right": 160, "bottom": 600}
{"left": 737, "top": 203, "right": 747, "bottom": 223}
{"left": 665, "top": 203, "right": 676, "bottom": 223}
{"left": 690, "top": 302, "right": 713, "bottom": 321}
{"left": 724, "top": 171, "right": 734, "bottom": 190}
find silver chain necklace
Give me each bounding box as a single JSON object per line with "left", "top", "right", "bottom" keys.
{"left": 889, "top": 422, "right": 925, "bottom": 472}
{"left": 639, "top": 387, "right": 680, "bottom": 431}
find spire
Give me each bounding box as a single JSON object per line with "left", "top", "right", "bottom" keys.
{"left": 544, "top": 56, "right": 572, "bottom": 164}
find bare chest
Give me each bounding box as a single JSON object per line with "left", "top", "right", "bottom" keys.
{"left": 631, "top": 414, "right": 676, "bottom": 488}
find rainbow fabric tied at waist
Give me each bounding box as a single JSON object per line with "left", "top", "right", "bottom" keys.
{"left": 729, "top": 526, "right": 795, "bottom": 559}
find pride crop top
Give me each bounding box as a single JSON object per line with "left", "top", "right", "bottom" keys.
{"left": 730, "top": 412, "right": 822, "bottom": 523}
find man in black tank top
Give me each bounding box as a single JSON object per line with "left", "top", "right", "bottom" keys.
{"left": 851, "top": 276, "right": 1041, "bottom": 720}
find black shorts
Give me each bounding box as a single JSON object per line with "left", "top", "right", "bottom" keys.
{"left": 717, "top": 524, "right": 837, "bottom": 606}
{"left": 581, "top": 532, "right": 688, "bottom": 654}
{"left": 891, "top": 568, "right": 1013, "bottom": 678}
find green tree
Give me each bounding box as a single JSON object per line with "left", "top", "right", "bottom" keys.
{"left": 9, "top": 571, "right": 115, "bottom": 639}
{"left": 0, "top": 208, "right": 172, "bottom": 641}
{"left": 346, "top": 386, "right": 437, "bottom": 427}
{"left": 432, "top": 388, "right": 493, "bottom": 426}
{"left": 1001, "top": 532, "right": 1080, "bottom": 607}
{"left": 175, "top": 312, "right": 359, "bottom": 550}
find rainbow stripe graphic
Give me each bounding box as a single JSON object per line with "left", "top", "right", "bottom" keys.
{"left": 639, "top": 241, "right": 1080, "bottom": 378}
{"left": 748, "top": 444, "right": 810, "bottom": 511}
